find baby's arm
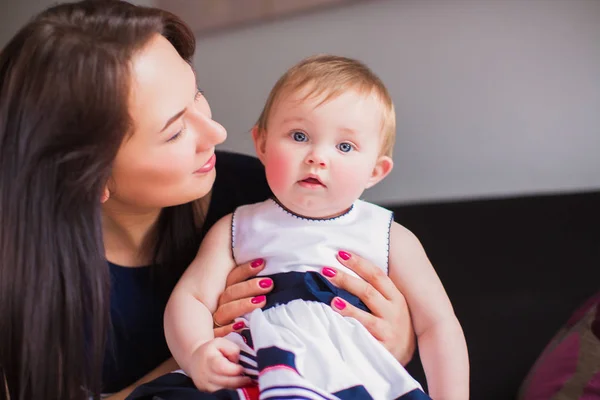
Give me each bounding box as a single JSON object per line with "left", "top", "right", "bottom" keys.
{"left": 388, "top": 222, "right": 469, "bottom": 400}
{"left": 164, "top": 213, "right": 247, "bottom": 391}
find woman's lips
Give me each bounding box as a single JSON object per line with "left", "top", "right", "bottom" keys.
{"left": 194, "top": 153, "right": 216, "bottom": 174}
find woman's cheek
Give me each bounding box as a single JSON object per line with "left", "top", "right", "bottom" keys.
{"left": 169, "top": 136, "right": 198, "bottom": 168}
{"left": 145, "top": 147, "right": 193, "bottom": 184}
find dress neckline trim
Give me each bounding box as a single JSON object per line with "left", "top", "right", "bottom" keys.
{"left": 270, "top": 197, "right": 355, "bottom": 222}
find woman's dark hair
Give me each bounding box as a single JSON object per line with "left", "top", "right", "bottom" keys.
{"left": 0, "top": 1, "right": 197, "bottom": 399}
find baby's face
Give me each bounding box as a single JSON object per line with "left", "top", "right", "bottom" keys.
{"left": 256, "top": 88, "right": 391, "bottom": 219}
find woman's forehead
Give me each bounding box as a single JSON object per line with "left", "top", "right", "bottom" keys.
{"left": 128, "top": 34, "right": 196, "bottom": 135}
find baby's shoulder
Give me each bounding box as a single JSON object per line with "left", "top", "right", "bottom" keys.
{"left": 389, "top": 219, "right": 427, "bottom": 256}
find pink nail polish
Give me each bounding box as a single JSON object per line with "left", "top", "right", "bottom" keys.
{"left": 258, "top": 278, "right": 272, "bottom": 288}
{"left": 251, "top": 295, "right": 266, "bottom": 304}
{"left": 321, "top": 267, "right": 337, "bottom": 278}
{"left": 232, "top": 321, "right": 245, "bottom": 330}
{"left": 333, "top": 298, "right": 347, "bottom": 310}
{"left": 338, "top": 251, "right": 351, "bottom": 260}
{"left": 251, "top": 258, "right": 264, "bottom": 268}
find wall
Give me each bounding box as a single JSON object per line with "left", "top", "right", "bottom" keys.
{"left": 193, "top": 0, "right": 600, "bottom": 205}
{"left": 2, "top": 0, "right": 598, "bottom": 205}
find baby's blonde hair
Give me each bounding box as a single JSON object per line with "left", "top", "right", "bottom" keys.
{"left": 255, "top": 54, "right": 396, "bottom": 157}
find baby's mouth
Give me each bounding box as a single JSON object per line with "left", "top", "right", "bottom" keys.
{"left": 299, "top": 177, "right": 325, "bottom": 187}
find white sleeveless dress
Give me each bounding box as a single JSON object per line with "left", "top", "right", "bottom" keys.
{"left": 223, "top": 199, "right": 430, "bottom": 400}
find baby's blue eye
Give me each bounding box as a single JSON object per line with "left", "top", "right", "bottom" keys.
{"left": 337, "top": 142, "right": 354, "bottom": 153}
{"left": 292, "top": 131, "right": 308, "bottom": 142}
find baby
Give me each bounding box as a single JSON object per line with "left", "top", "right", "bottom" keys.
{"left": 164, "top": 54, "right": 469, "bottom": 399}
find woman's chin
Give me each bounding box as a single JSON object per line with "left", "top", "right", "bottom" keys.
{"left": 188, "top": 170, "right": 216, "bottom": 200}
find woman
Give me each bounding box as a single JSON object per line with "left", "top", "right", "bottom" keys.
{"left": 0, "top": 1, "right": 415, "bottom": 399}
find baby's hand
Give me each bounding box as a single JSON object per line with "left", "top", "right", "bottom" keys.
{"left": 189, "top": 338, "right": 251, "bottom": 392}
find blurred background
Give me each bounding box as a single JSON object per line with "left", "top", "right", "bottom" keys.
{"left": 2, "top": 0, "right": 599, "bottom": 206}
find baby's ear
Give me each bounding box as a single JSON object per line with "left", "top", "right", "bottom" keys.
{"left": 365, "top": 155, "right": 393, "bottom": 189}
{"left": 251, "top": 126, "right": 266, "bottom": 163}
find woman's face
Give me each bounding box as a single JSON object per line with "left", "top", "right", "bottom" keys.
{"left": 108, "top": 34, "right": 226, "bottom": 211}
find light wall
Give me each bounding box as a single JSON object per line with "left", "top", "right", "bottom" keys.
{"left": 2, "top": 0, "right": 598, "bottom": 205}
{"left": 193, "top": 0, "right": 600, "bottom": 205}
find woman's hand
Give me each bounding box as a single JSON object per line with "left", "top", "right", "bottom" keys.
{"left": 321, "top": 250, "right": 416, "bottom": 365}
{"left": 212, "top": 258, "right": 272, "bottom": 337}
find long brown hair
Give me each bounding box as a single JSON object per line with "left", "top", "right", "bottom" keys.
{"left": 0, "top": 1, "right": 197, "bottom": 399}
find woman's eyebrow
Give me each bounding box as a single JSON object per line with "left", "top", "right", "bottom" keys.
{"left": 160, "top": 68, "right": 198, "bottom": 133}
{"left": 160, "top": 109, "right": 186, "bottom": 132}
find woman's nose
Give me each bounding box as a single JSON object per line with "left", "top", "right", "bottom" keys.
{"left": 193, "top": 115, "right": 227, "bottom": 152}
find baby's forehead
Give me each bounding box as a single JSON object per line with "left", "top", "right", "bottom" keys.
{"left": 276, "top": 84, "right": 382, "bottom": 113}
{"left": 272, "top": 89, "right": 385, "bottom": 136}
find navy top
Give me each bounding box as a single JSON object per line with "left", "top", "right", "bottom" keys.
{"left": 102, "top": 151, "right": 271, "bottom": 393}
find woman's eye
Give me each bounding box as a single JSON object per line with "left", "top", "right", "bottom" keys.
{"left": 292, "top": 131, "right": 308, "bottom": 142}
{"left": 337, "top": 142, "right": 354, "bottom": 153}
{"left": 167, "top": 127, "right": 184, "bottom": 142}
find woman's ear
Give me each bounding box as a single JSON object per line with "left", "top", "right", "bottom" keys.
{"left": 100, "top": 186, "right": 110, "bottom": 203}
{"left": 251, "top": 126, "right": 266, "bottom": 163}
{"left": 365, "top": 155, "right": 394, "bottom": 189}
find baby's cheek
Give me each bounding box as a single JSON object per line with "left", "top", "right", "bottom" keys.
{"left": 332, "top": 165, "right": 368, "bottom": 198}
{"left": 264, "top": 151, "right": 293, "bottom": 194}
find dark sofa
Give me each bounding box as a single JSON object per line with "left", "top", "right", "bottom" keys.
{"left": 390, "top": 190, "right": 600, "bottom": 399}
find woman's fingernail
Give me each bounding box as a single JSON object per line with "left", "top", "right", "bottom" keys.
{"left": 333, "top": 298, "right": 347, "bottom": 310}
{"left": 321, "top": 267, "right": 337, "bottom": 278}
{"left": 251, "top": 295, "right": 266, "bottom": 304}
{"left": 251, "top": 258, "right": 264, "bottom": 268}
{"left": 232, "top": 321, "right": 245, "bottom": 330}
{"left": 338, "top": 251, "right": 351, "bottom": 261}
{"left": 258, "top": 278, "right": 272, "bottom": 288}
